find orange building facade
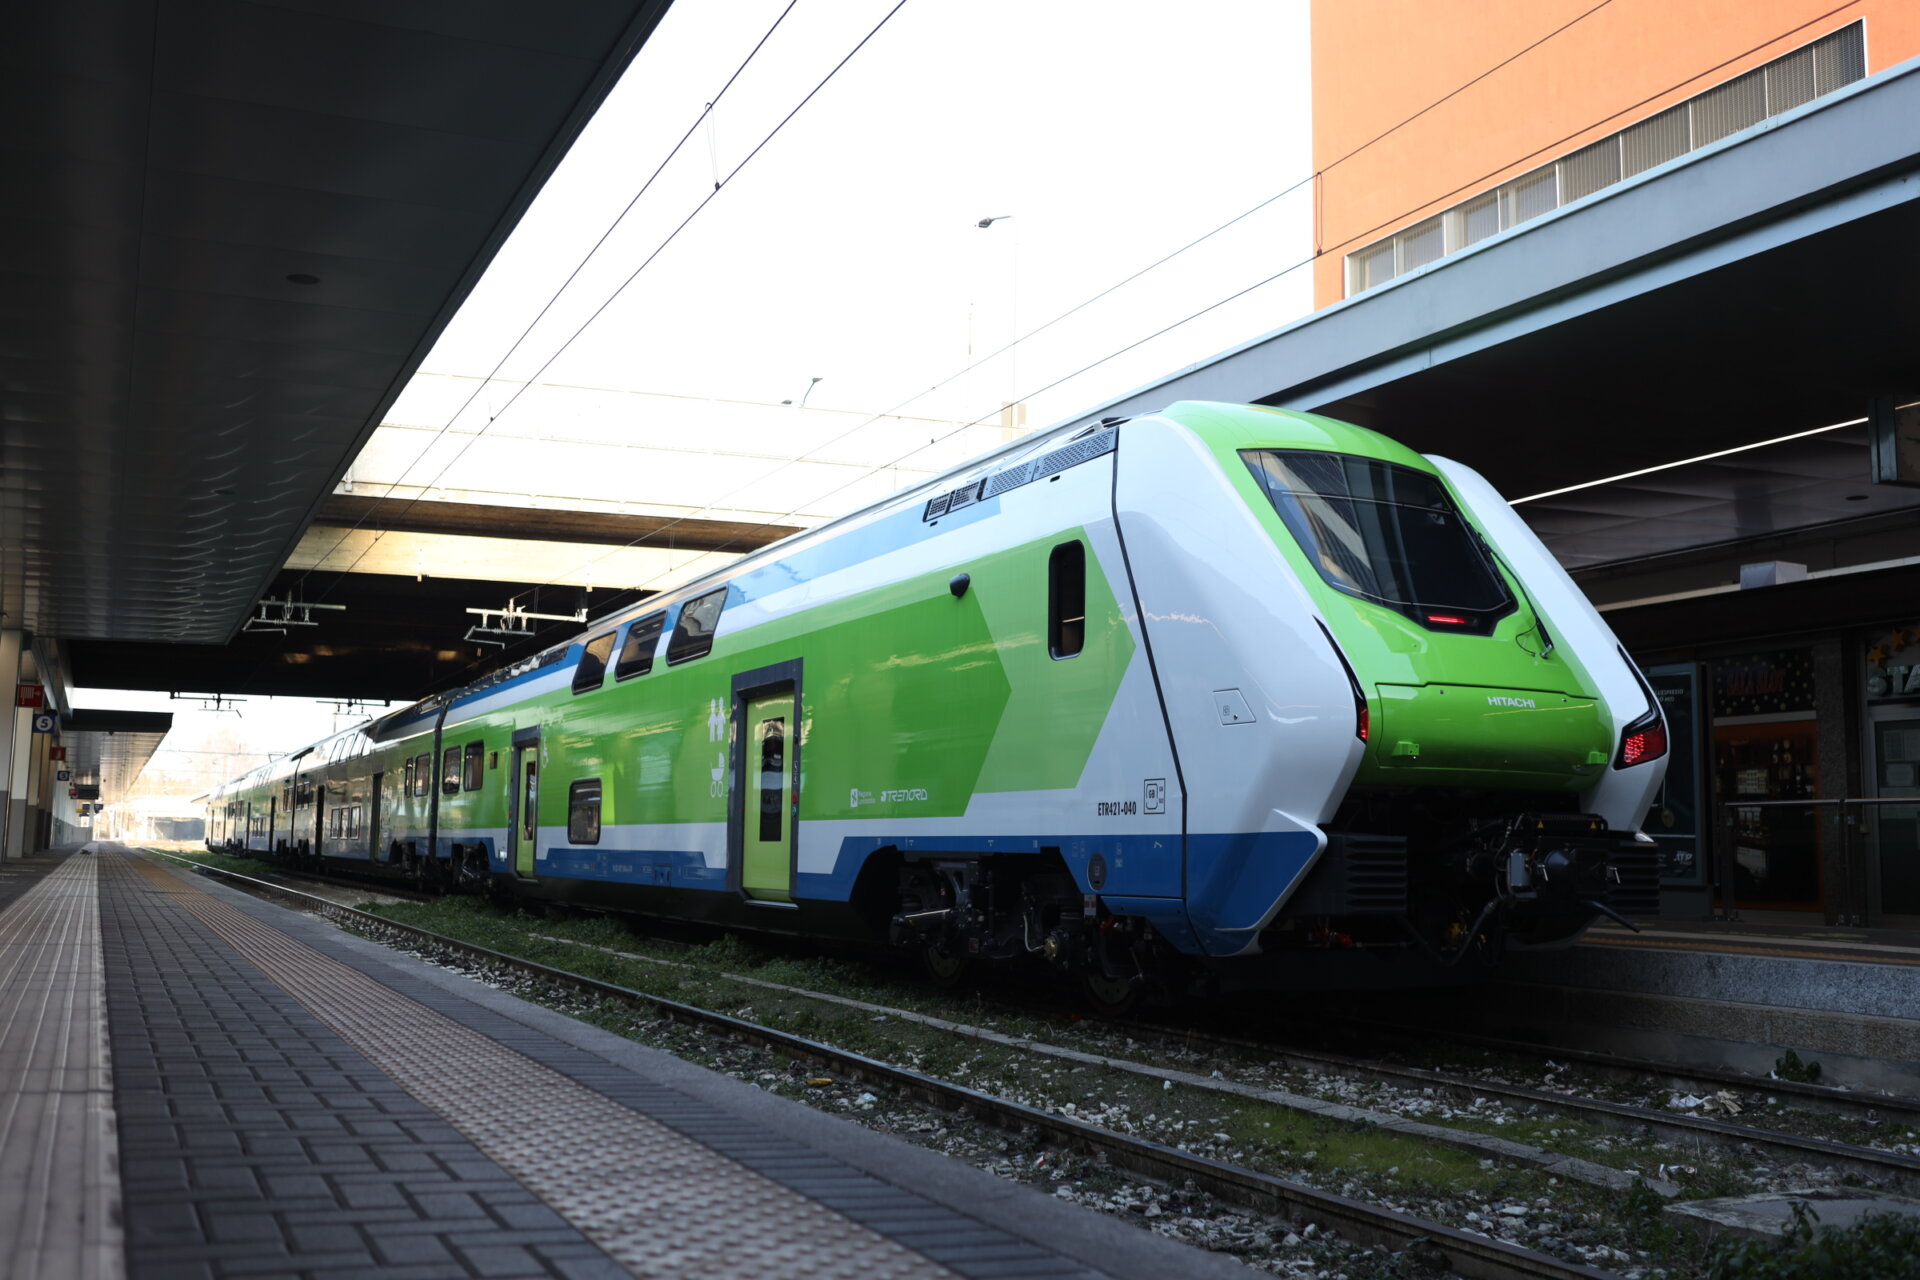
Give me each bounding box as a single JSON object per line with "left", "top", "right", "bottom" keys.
{"left": 1309, "top": 1, "right": 1920, "bottom": 309}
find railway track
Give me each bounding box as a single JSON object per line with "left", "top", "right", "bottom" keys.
{"left": 153, "top": 852, "right": 1920, "bottom": 1192}
{"left": 147, "top": 849, "right": 1621, "bottom": 1280}
{"left": 1092, "top": 1017, "right": 1920, "bottom": 1193}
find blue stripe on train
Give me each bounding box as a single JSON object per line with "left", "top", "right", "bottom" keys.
{"left": 527, "top": 825, "right": 1320, "bottom": 958}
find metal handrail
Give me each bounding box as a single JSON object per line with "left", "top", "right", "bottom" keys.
{"left": 1721, "top": 797, "right": 1919, "bottom": 808}
{"left": 1715, "top": 796, "right": 1917, "bottom": 926}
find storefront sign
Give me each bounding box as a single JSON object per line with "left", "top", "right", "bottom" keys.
{"left": 1865, "top": 625, "right": 1920, "bottom": 699}
{"left": 1711, "top": 648, "right": 1816, "bottom": 718}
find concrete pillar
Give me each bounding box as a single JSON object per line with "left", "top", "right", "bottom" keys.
{"left": 25, "top": 720, "right": 48, "bottom": 853}
{"left": 7, "top": 706, "right": 32, "bottom": 859}
{"left": 0, "top": 629, "right": 21, "bottom": 860}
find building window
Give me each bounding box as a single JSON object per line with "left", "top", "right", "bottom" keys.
{"left": 463, "top": 741, "right": 484, "bottom": 791}
{"left": 667, "top": 589, "right": 727, "bottom": 665}
{"left": 1049, "top": 541, "right": 1086, "bottom": 659}
{"left": 568, "top": 779, "right": 602, "bottom": 845}
{"left": 572, "top": 632, "right": 616, "bottom": 694}
{"left": 1344, "top": 22, "right": 1866, "bottom": 295}
{"left": 615, "top": 612, "right": 665, "bottom": 680}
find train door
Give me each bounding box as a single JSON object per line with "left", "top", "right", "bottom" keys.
{"left": 266, "top": 795, "right": 277, "bottom": 852}
{"left": 508, "top": 729, "right": 539, "bottom": 878}
{"left": 369, "top": 772, "right": 384, "bottom": 861}
{"left": 730, "top": 661, "right": 802, "bottom": 904}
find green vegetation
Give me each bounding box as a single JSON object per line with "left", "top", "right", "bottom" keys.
{"left": 1221, "top": 1098, "right": 1504, "bottom": 1194}
{"left": 1709, "top": 1204, "right": 1920, "bottom": 1279}
{"left": 1772, "top": 1050, "right": 1823, "bottom": 1085}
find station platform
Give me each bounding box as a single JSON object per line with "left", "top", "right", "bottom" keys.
{"left": 1376, "top": 915, "right": 1920, "bottom": 1098}
{"left": 2, "top": 845, "right": 1257, "bottom": 1280}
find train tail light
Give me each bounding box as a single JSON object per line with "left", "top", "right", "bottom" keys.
{"left": 1616, "top": 711, "right": 1667, "bottom": 768}
{"left": 1612, "top": 648, "right": 1667, "bottom": 769}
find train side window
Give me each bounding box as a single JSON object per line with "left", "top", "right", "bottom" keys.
{"left": 462, "top": 741, "right": 484, "bottom": 790}
{"left": 412, "top": 753, "right": 431, "bottom": 797}
{"left": 568, "top": 779, "right": 602, "bottom": 845}
{"left": 614, "top": 611, "right": 665, "bottom": 680}
{"left": 441, "top": 747, "right": 461, "bottom": 795}
{"left": 667, "top": 589, "right": 727, "bottom": 665}
{"left": 572, "top": 632, "right": 617, "bottom": 694}
{"left": 404, "top": 757, "right": 416, "bottom": 794}
{"left": 1048, "top": 540, "right": 1086, "bottom": 659}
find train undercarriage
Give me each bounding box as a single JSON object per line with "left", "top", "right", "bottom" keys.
{"left": 882, "top": 787, "right": 1661, "bottom": 1010}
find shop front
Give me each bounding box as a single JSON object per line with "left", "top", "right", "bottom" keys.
{"left": 1627, "top": 620, "right": 1920, "bottom": 927}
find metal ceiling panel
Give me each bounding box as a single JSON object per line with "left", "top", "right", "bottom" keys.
{"left": 0, "top": 0, "right": 672, "bottom": 644}
{"left": 61, "top": 710, "right": 172, "bottom": 806}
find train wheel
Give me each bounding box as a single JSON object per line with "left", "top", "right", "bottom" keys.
{"left": 1081, "top": 971, "right": 1141, "bottom": 1019}
{"left": 922, "top": 946, "right": 970, "bottom": 988}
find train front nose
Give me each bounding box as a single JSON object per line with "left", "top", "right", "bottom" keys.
{"left": 1365, "top": 682, "right": 1611, "bottom": 792}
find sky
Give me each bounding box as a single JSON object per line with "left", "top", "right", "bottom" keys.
{"left": 420, "top": 0, "right": 1315, "bottom": 431}
{"left": 87, "top": 0, "right": 1317, "bottom": 776}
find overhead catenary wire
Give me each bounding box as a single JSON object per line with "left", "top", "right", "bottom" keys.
{"left": 567, "top": 3, "right": 1869, "bottom": 602}
{"left": 292, "top": 0, "right": 808, "bottom": 592}
{"left": 512, "top": 1, "right": 1648, "bottom": 605}
{"left": 305, "top": 1, "right": 911, "bottom": 595}
{"left": 312, "top": 0, "right": 1632, "bottom": 638}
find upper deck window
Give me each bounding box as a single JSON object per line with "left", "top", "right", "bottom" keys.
{"left": 572, "top": 633, "right": 616, "bottom": 694}
{"left": 614, "top": 612, "right": 665, "bottom": 681}
{"left": 666, "top": 589, "right": 727, "bottom": 665}
{"left": 1241, "top": 450, "right": 1514, "bottom": 633}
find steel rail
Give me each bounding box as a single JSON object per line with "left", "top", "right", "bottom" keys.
{"left": 1341, "top": 1021, "right": 1920, "bottom": 1126}
{"left": 145, "top": 850, "right": 1618, "bottom": 1280}
{"left": 1101, "top": 1018, "right": 1920, "bottom": 1193}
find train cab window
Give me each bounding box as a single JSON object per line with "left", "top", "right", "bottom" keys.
{"left": 567, "top": 779, "right": 602, "bottom": 845}
{"left": 614, "top": 611, "right": 665, "bottom": 681}
{"left": 1048, "top": 540, "right": 1086, "bottom": 659}
{"left": 667, "top": 589, "right": 727, "bottom": 665}
{"left": 1240, "top": 450, "right": 1515, "bottom": 633}
{"left": 441, "top": 747, "right": 461, "bottom": 795}
{"left": 462, "top": 740, "right": 484, "bottom": 790}
{"left": 572, "top": 632, "right": 617, "bottom": 694}
{"left": 412, "top": 753, "right": 431, "bottom": 797}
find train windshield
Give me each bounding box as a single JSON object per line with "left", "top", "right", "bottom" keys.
{"left": 1241, "top": 450, "right": 1514, "bottom": 630}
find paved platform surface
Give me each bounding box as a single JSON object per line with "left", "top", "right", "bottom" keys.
{"left": 3, "top": 845, "right": 1259, "bottom": 1280}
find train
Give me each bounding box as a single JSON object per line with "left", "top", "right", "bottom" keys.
{"left": 208, "top": 400, "right": 1668, "bottom": 1008}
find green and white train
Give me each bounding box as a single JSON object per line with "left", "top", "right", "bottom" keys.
{"left": 208, "top": 401, "right": 1668, "bottom": 999}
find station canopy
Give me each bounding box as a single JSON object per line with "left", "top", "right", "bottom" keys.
{"left": 15, "top": 8, "right": 1920, "bottom": 718}
{"left": 1069, "top": 60, "right": 1920, "bottom": 653}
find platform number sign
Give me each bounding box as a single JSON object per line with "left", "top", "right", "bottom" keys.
{"left": 56, "top": 769, "right": 71, "bottom": 782}
{"left": 31, "top": 713, "right": 54, "bottom": 734}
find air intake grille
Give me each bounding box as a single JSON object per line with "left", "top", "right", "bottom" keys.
{"left": 925, "top": 425, "right": 1118, "bottom": 521}
{"left": 1605, "top": 840, "right": 1663, "bottom": 919}
{"left": 1340, "top": 834, "right": 1410, "bottom": 914}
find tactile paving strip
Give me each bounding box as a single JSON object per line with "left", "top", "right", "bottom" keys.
{"left": 0, "top": 853, "right": 124, "bottom": 1280}
{"left": 121, "top": 854, "right": 955, "bottom": 1280}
